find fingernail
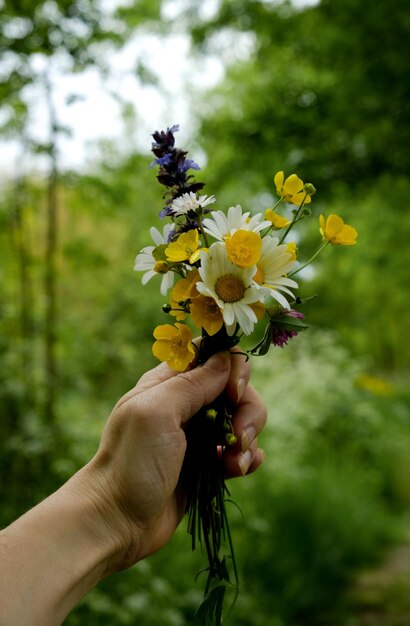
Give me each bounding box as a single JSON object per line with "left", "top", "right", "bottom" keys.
{"left": 205, "top": 351, "right": 230, "bottom": 372}
{"left": 258, "top": 448, "right": 266, "bottom": 464}
{"left": 238, "top": 449, "right": 252, "bottom": 476}
{"left": 241, "top": 426, "right": 256, "bottom": 452}
{"left": 236, "top": 378, "right": 246, "bottom": 402}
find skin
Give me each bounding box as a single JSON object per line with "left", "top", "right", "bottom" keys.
{"left": 0, "top": 351, "right": 267, "bottom": 626}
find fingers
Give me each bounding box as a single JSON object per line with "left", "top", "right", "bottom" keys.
{"left": 224, "top": 348, "right": 251, "bottom": 405}
{"left": 118, "top": 344, "right": 250, "bottom": 411}
{"left": 225, "top": 443, "right": 266, "bottom": 478}
{"left": 233, "top": 383, "right": 267, "bottom": 453}
{"left": 246, "top": 447, "right": 266, "bottom": 475}
{"left": 138, "top": 351, "right": 232, "bottom": 426}
{"left": 223, "top": 383, "right": 267, "bottom": 478}
{"left": 114, "top": 350, "right": 266, "bottom": 479}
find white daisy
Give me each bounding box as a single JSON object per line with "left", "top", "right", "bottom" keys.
{"left": 254, "top": 236, "right": 298, "bottom": 309}
{"left": 170, "top": 192, "right": 216, "bottom": 216}
{"left": 203, "top": 204, "right": 271, "bottom": 241}
{"left": 196, "top": 242, "right": 263, "bottom": 336}
{"left": 134, "top": 223, "right": 175, "bottom": 295}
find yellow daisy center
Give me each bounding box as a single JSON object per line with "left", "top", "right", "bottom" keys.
{"left": 215, "top": 274, "right": 245, "bottom": 303}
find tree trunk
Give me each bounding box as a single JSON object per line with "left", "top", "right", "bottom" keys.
{"left": 15, "top": 181, "right": 36, "bottom": 409}
{"left": 8, "top": 141, "right": 36, "bottom": 416}
{"left": 43, "top": 72, "right": 59, "bottom": 427}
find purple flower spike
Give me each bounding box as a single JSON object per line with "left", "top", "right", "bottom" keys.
{"left": 149, "top": 125, "right": 205, "bottom": 219}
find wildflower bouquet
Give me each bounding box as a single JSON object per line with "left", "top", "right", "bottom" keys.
{"left": 134, "top": 125, "right": 357, "bottom": 624}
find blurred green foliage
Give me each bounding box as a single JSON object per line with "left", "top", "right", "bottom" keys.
{"left": 190, "top": 0, "right": 410, "bottom": 372}
{"left": 1, "top": 0, "right": 410, "bottom": 624}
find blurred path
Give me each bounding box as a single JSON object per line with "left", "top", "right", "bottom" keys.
{"left": 348, "top": 529, "right": 410, "bottom": 625}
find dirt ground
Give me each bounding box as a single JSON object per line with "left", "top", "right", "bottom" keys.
{"left": 346, "top": 529, "right": 410, "bottom": 626}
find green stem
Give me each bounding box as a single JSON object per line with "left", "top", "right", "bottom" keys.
{"left": 197, "top": 211, "right": 210, "bottom": 247}
{"left": 288, "top": 240, "right": 329, "bottom": 277}
{"left": 219, "top": 477, "right": 239, "bottom": 587}
{"left": 270, "top": 197, "right": 284, "bottom": 212}
{"left": 184, "top": 328, "right": 241, "bottom": 625}
{"left": 261, "top": 224, "right": 273, "bottom": 237}
{"left": 278, "top": 193, "right": 308, "bottom": 245}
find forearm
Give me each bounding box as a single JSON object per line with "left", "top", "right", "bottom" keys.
{"left": 0, "top": 465, "right": 130, "bottom": 626}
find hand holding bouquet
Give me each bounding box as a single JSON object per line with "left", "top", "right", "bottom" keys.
{"left": 134, "top": 125, "right": 357, "bottom": 624}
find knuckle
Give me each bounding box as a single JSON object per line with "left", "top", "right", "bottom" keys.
{"left": 175, "top": 371, "right": 205, "bottom": 406}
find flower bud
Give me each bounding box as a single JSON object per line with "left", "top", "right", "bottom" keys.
{"left": 225, "top": 433, "right": 237, "bottom": 446}
{"left": 303, "top": 183, "right": 316, "bottom": 196}
{"left": 206, "top": 408, "right": 218, "bottom": 421}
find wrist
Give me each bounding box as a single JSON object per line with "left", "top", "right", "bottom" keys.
{"left": 0, "top": 464, "right": 141, "bottom": 626}
{"left": 64, "top": 460, "right": 143, "bottom": 575}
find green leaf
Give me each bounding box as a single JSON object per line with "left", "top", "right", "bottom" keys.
{"left": 248, "top": 323, "right": 273, "bottom": 356}
{"left": 269, "top": 317, "right": 309, "bottom": 332}
{"left": 152, "top": 243, "right": 168, "bottom": 262}
{"left": 195, "top": 584, "right": 226, "bottom": 626}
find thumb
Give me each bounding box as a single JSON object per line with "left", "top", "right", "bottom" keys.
{"left": 141, "top": 351, "right": 232, "bottom": 426}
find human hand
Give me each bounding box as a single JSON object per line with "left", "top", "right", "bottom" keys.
{"left": 0, "top": 352, "right": 266, "bottom": 626}
{"left": 75, "top": 351, "right": 267, "bottom": 574}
